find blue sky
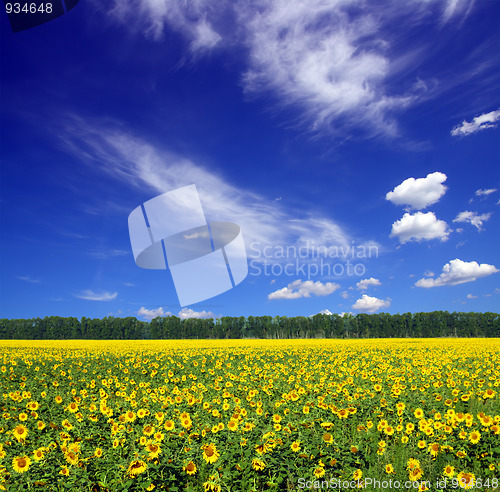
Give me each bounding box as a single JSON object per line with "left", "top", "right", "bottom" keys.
{"left": 1, "top": 0, "right": 499, "bottom": 321}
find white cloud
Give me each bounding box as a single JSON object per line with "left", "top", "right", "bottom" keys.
{"left": 475, "top": 188, "right": 497, "bottom": 197}
{"left": 137, "top": 307, "right": 172, "bottom": 320}
{"left": 177, "top": 308, "right": 215, "bottom": 319}
{"left": 352, "top": 294, "right": 390, "bottom": 313}
{"left": 89, "top": 249, "right": 130, "bottom": 259}
{"left": 356, "top": 277, "right": 381, "bottom": 290}
{"left": 137, "top": 306, "right": 215, "bottom": 320}
{"left": 451, "top": 108, "right": 500, "bottom": 136}
{"left": 386, "top": 172, "right": 447, "bottom": 210}
{"left": 268, "top": 279, "right": 340, "bottom": 300}
{"left": 415, "top": 259, "right": 498, "bottom": 287}
{"left": 318, "top": 309, "right": 333, "bottom": 316}
{"left": 424, "top": 270, "right": 435, "bottom": 277}
{"left": 76, "top": 290, "right": 118, "bottom": 301}
{"left": 453, "top": 211, "right": 492, "bottom": 230}
{"left": 107, "top": 0, "right": 223, "bottom": 51}
{"left": 101, "top": 0, "right": 474, "bottom": 137}
{"left": 60, "top": 119, "right": 357, "bottom": 257}
{"left": 390, "top": 212, "right": 450, "bottom": 244}
{"left": 466, "top": 294, "right": 477, "bottom": 299}
{"left": 340, "top": 291, "right": 349, "bottom": 299}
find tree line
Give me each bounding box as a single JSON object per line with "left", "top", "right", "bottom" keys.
{"left": 0, "top": 311, "right": 498, "bottom": 339}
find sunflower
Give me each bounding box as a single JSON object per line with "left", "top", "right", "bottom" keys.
{"left": 290, "top": 441, "right": 301, "bottom": 452}
{"left": 146, "top": 443, "right": 162, "bottom": 459}
{"left": 314, "top": 466, "right": 325, "bottom": 478}
{"left": 252, "top": 458, "right": 266, "bottom": 471}
{"left": 37, "top": 421, "right": 46, "bottom": 430}
{"left": 127, "top": 459, "right": 147, "bottom": 476}
{"left": 32, "top": 448, "right": 45, "bottom": 462}
{"left": 183, "top": 461, "right": 197, "bottom": 475}
{"left": 94, "top": 448, "right": 103, "bottom": 458}
{"left": 12, "top": 456, "right": 31, "bottom": 474}
{"left": 385, "top": 464, "right": 395, "bottom": 474}
{"left": 67, "top": 402, "right": 79, "bottom": 413}
{"left": 456, "top": 472, "right": 475, "bottom": 489}
{"left": 353, "top": 469, "right": 362, "bottom": 480}
{"left": 143, "top": 425, "right": 155, "bottom": 436}
{"left": 409, "top": 467, "right": 424, "bottom": 481}
{"left": 18, "top": 412, "right": 28, "bottom": 422}
{"left": 202, "top": 443, "right": 220, "bottom": 464}
{"left": 313, "top": 428, "right": 330, "bottom": 443}
{"left": 59, "top": 466, "right": 70, "bottom": 476}
{"left": 443, "top": 465, "right": 455, "bottom": 478}
{"left": 469, "top": 431, "right": 480, "bottom": 444}
{"left": 65, "top": 451, "right": 79, "bottom": 466}
{"left": 428, "top": 442, "right": 440, "bottom": 457}
{"left": 164, "top": 420, "right": 175, "bottom": 431}
{"left": 12, "top": 424, "right": 28, "bottom": 442}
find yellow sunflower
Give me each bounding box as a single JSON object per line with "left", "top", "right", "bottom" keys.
{"left": 13, "top": 424, "right": 28, "bottom": 442}
{"left": 127, "top": 459, "right": 147, "bottom": 476}
{"left": 183, "top": 461, "right": 197, "bottom": 475}
{"left": 12, "top": 456, "right": 31, "bottom": 474}
{"left": 202, "top": 443, "right": 220, "bottom": 464}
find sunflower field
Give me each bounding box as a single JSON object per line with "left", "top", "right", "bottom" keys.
{"left": 0, "top": 338, "right": 499, "bottom": 491}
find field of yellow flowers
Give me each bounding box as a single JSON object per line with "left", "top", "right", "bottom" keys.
{"left": 0, "top": 338, "right": 498, "bottom": 491}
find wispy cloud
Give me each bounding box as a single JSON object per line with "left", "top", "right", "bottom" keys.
{"left": 415, "top": 259, "right": 498, "bottom": 287}
{"left": 88, "top": 249, "right": 130, "bottom": 260}
{"left": 475, "top": 188, "right": 497, "bottom": 197}
{"left": 75, "top": 290, "right": 118, "bottom": 301}
{"left": 60, "top": 118, "right": 355, "bottom": 256}
{"left": 451, "top": 108, "right": 500, "bottom": 136}
{"left": 268, "top": 279, "right": 340, "bottom": 300}
{"left": 99, "top": 0, "right": 479, "bottom": 138}
{"left": 17, "top": 276, "right": 41, "bottom": 283}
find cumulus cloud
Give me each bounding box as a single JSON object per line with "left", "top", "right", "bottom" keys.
{"left": 76, "top": 290, "right": 118, "bottom": 301}
{"left": 178, "top": 308, "right": 215, "bottom": 319}
{"left": 453, "top": 211, "right": 492, "bottom": 230}
{"left": 390, "top": 212, "right": 450, "bottom": 243}
{"left": 340, "top": 291, "right": 349, "bottom": 299}
{"left": 138, "top": 307, "right": 172, "bottom": 320}
{"left": 356, "top": 277, "right": 381, "bottom": 290}
{"left": 415, "top": 259, "right": 498, "bottom": 287}
{"left": 451, "top": 108, "right": 500, "bottom": 136}
{"left": 386, "top": 172, "right": 447, "bottom": 210}
{"left": 137, "top": 306, "right": 215, "bottom": 320}
{"left": 352, "top": 294, "right": 390, "bottom": 313}
{"left": 318, "top": 309, "right": 333, "bottom": 315}
{"left": 268, "top": 279, "right": 340, "bottom": 300}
